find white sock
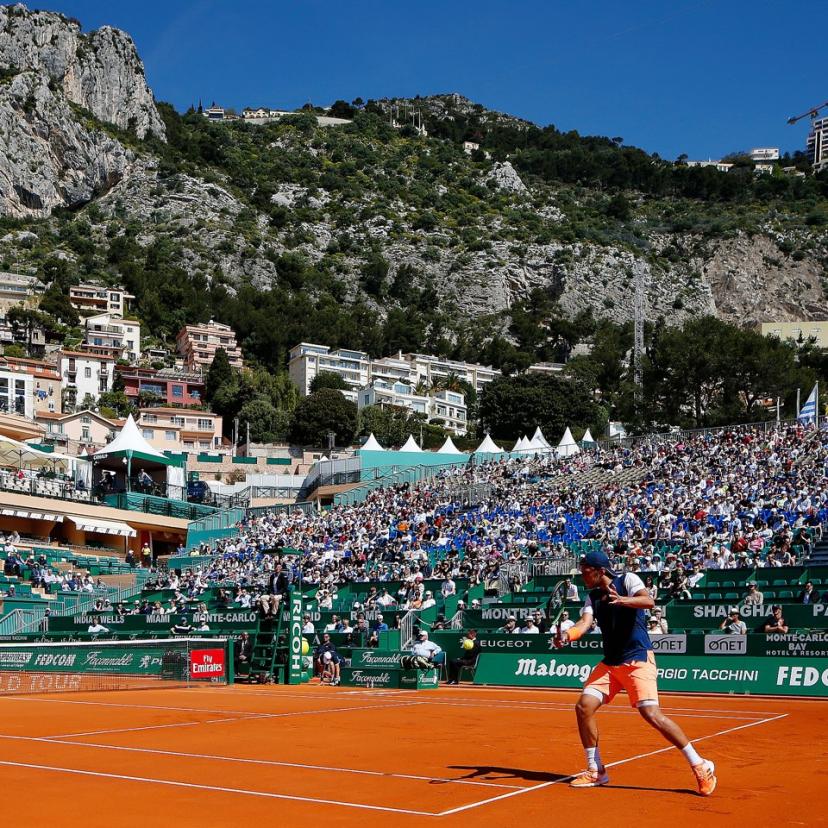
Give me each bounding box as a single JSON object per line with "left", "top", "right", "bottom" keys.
{"left": 681, "top": 743, "right": 703, "bottom": 767}
{"left": 585, "top": 746, "right": 602, "bottom": 769}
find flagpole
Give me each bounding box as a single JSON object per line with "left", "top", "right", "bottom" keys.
{"left": 817, "top": 382, "right": 820, "bottom": 427}
{"left": 797, "top": 388, "right": 801, "bottom": 420}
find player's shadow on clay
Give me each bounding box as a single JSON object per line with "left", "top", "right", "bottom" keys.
{"left": 604, "top": 784, "right": 695, "bottom": 795}
{"left": 444, "top": 765, "right": 569, "bottom": 783}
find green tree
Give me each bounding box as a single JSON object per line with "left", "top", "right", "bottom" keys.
{"left": 238, "top": 396, "right": 290, "bottom": 442}
{"left": 309, "top": 371, "right": 349, "bottom": 393}
{"left": 204, "top": 348, "right": 235, "bottom": 404}
{"left": 478, "top": 373, "right": 602, "bottom": 441}
{"left": 290, "top": 388, "right": 358, "bottom": 447}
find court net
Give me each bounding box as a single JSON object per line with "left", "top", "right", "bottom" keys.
{"left": 0, "top": 638, "right": 231, "bottom": 695}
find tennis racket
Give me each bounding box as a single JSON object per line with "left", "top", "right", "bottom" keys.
{"left": 546, "top": 579, "right": 567, "bottom": 647}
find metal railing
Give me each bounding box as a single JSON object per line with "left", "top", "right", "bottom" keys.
{"left": 399, "top": 609, "right": 417, "bottom": 648}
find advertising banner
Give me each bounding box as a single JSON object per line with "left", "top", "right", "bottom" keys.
{"left": 287, "top": 593, "right": 304, "bottom": 685}
{"left": 189, "top": 648, "right": 226, "bottom": 680}
{"left": 340, "top": 666, "right": 399, "bottom": 688}
{"left": 473, "top": 653, "right": 828, "bottom": 697}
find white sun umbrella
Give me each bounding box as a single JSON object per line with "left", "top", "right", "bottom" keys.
{"left": 361, "top": 433, "right": 385, "bottom": 451}
{"left": 531, "top": 426, "right": 551, "bottom": 448}
{"left": 400, "top": 435, "right": 422, "bottom": 452}
{"left": 474, "top": 434, "right": 502, "bottom": 454}
{"left": 437, "top": 436, "right": 464, "bottom": 454}
{"left": 557, "top": 426, "right": 580, "bottom": 457}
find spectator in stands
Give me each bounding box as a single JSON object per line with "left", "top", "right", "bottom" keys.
{"left": 441, "top": 576, "right": 456, "bottom": 598}
{"left": 564, "top": 578, "right": 579, "bottom": 601}
{"left": 138, "top": 469, "right": 153, "bottom": 492}
{"left": 720, "top": 609, "right": 747, "bottom": 635}
{"left": 366, "top": 631, "right": 380, "bottom": 648}
{"left": 743, "top": 582, "right": 764, "bottom": 605}
{"left": 87, "top": 617, "right": 109, "bottom": 634}
{"left": 235, "top": 588, "right": 252, "bottom": 609}
{"left": 647, "top": 608, "right": 668, "bottom": 635}
{"left": 688, "top": 564, "right": 705, "bottom": 589}
{"left": 377, "top": 588, "right": 396, "bottom": 607}
{"left": 170, "top": 616, "right": 193, "bottom": 635}
{"left": 763, "top": 606, "right": 789, "bottom": 634}
{"left": 799, "top": 581, "right": 820, "bottom": 605}
{"left": 558, "top": 610, "right": 575, "bottom": 633}
{"left": 644, "top": 576, "right": 658, "bottom": 602}
{"left": 324, "top": 614, "right": 342, "bottom": 633}
{"left": 532, "top": 609, "right": 547, "bottom": 633}
{"left": 499, "top": 616, "right": 519, "bottom": 634}
{"left": 314, "top": 633, "right": 341, "bottom": 685}
{"left": 373, "top": 613, "right": 389, "bottom": 632}
{"left": 141, "top": 543, "right": 152, "bottom": 567}
{"left": 339, "top": 617, "right": 353, "bottom": 635}
{"left": 521, "top": 616, "right": 540, "bottom": 634}
{"left": 446, "top": 629, "right": 480, "bottom": 685}
{"left": 301, "top": 613, "right": 315, "bottom": 634}
{"left": 421, "top": 590, "right": 436, "bottom": 610}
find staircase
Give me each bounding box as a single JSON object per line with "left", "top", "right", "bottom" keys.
{"left": 808, "top": 539, "right": 828, "bottom": 566}
{"left": 248, "top": 609, "right": 286, "bottom": 682}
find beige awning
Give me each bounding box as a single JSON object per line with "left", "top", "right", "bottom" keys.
{"left": 67, "top": 515, "right": 136, "bottom": 538}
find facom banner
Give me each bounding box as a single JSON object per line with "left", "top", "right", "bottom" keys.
{"left": 473, "top": 653, "right": 828, "bottom": 696}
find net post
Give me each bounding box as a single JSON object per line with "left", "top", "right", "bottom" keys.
{"left": 226, "top": 636, "right": 235, "bottom": 685}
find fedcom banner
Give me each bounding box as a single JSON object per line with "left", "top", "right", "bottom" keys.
{"left": 473, "top": 654, "right": 828, "bottom": 697}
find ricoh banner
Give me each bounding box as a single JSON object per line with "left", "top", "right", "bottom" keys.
{"left": 473, "top": 653, "right": 828, "bottom": 697}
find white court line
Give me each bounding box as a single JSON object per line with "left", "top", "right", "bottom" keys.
{"left": 409, "top": 699, "right": 766, "bottom": 721}
{"left": 0, "top": 760, "right": 436, "bottom": 817}
{"left": 46, "top": 701, "right": 423, "bottom": 739}
{"left": 435, "top": 712, "right": 789, "bottom": 817}
{"left": 0, "top": 734, "right": 523, "bottom": 789}
{"left": 186, "top": 685, "right": 783, "bottom": 717}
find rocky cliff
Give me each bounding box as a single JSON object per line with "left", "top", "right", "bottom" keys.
{"left": 0, "top": 3, "right": 163, "bottom": 216}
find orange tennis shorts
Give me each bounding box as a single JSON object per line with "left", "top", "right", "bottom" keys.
{"left": 583, "top": 651, "right": 659, "bottom": 707}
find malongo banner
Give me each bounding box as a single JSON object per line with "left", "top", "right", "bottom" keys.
{"left": 473, "top": 653, "right": 828, "bottom": 697}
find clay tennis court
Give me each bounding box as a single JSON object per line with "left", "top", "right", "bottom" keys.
{"left": 0, "top": 684, "right": 822, "bottom": 826}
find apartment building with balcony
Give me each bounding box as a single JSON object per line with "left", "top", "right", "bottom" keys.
{"left": 0, "top": 364, "right": 33, "bottom": 418}
{"left": 69, "top": 284, "right": 135, "bottom": 317}
{"left": 134, "top": 407, "right": 223, "bottom": 453}
{"left": 0, "top": 272, "right": 40, "bottom": 313}
{"left": 289, "top": 343, "right": 371, "bottom": 403}
{"left": 176, "top": 321, "right": 243, "bottom": 374}
{"left": 83, "top": 312, "right": 141, "bottom": 364}
{"left": 0, "top": 356, "right": 61, "bottom": 415}
{"left": 117, "top": 366, "right": 205, "bottom": 407}
{"left": 36, "top": 409, "right": 120, "bottom": 454}
{"left": 58, "top": 351, "right": 116, "bottom": 412}
{"left": 401, "top": 352, "right": 499, "bottom": 393}
{"left": 358, "top": 380, "right": 468, "bottom": 435}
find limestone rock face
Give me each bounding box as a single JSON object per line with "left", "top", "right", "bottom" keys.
{"left": 0, "top": 4, "right": 164, "bottom": 138}
{"left": 0, "top": 70, "right": 133, "bottom": 216}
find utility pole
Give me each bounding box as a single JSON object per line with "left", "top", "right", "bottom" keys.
{"left": 633, "top": 267, "right": 646, "bottom": 407}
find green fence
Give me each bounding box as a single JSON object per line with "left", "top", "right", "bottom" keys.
{"left": 185, "top": 506, "right": 245, "bottom": 549}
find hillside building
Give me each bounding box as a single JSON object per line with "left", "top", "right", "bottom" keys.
{"left": 759, "top": 321, "right": 828, "bottom": 348}
{"left": 117, "top": 365, "right": 205, "bottom": 408}
{"left": 36, "top": 409, "right": 120, "bottom": 454}
{"left": 83, "top": 312, "right": 141, "bottom": 364}
{"left": 58, "top": 350, "right": 116, "bottom": 412}
{"left": 176, "top": 321, "right": 243, "bottom": 374}
{"left": 69, "top": 284, "right": 134, "bottom": 317}
{"left": 134, "top": 407, "right": 222, "bottom": 453}
{"left": 807, "top": 118, "right": 828, "bottom": 172}
{"left": 0, "top": 356, "right": 61, "bottom": 415}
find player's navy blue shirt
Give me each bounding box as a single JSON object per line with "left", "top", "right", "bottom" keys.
{"left": 585, "top": 573, "right": 652, "bottom": 666}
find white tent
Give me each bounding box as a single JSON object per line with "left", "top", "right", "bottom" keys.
{"left": 437, "top": 436, "right": 464, "bottom": 454}
{"left": 557, "top": 426, "right": 580, "bottom": 457}
{"left": 527, "top": 434, "right": 552, "bottom": 452}
{"left": 93, "top": 415, "right": 169, "bottom": 464}
{"left": 360, "top": 433, "right": 385, "bottom": 451}
{"left": 531, "top": 426, "right": 551, "bottom": 448}
{"left": 581, "top": 428, "right": 595, "bottom": 444}
{"left": 474, "top": 434, "right": 502, "bottom": 454}
{"left": 514, "top": 435, "right": 530, "bottom": 452}
{"left": 400, "top": 435, "right": 422, "bottom": 452}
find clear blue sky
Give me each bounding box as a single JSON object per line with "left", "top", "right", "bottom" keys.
{"left": 32, "top": 0, "right": 828, "bottom": 159}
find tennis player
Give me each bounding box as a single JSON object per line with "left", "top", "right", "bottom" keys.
{"left": 555, "top": 551, "right": 717, "bottom": 796}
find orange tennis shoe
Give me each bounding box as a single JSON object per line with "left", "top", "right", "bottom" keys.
{"left": 692, "top": 760, "right": 717, "bottom": 796}
{"left": 570, "top": 768, "right": 609, "bottom": 788}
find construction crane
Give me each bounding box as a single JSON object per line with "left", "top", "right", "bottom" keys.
{"left": 787, "top": 101, "right": 828, "bottom": 125}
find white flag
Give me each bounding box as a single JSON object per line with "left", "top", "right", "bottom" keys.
{"left": 798, "top": 383, "right": 818, "bottom": 423}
